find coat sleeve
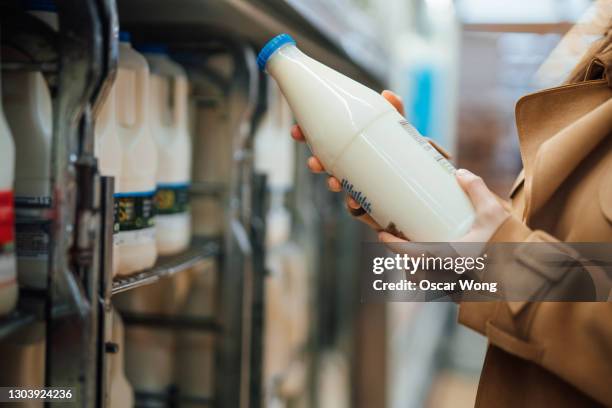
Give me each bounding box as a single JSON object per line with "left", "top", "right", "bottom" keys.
{"left": 459, "top": 215, "right": 612, "bottom": 406}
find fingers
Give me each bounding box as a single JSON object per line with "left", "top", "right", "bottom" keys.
{"left": 381, "top": 90, "right": 405, "bottom": 116}
{"left": 345, "top": 195, "right": 360, "bottom": 209}
{"left": 456, "top": 169, "right": 510, "bottom": 242}
{"left": 378, "top": 231, "right": 408, "bottom": 244}
{"left": 307, "top": 156, "right": 325, "bottom": 173}
{"left": 290, "top": 124, "right": 306, "bottom": 142}
{"left": 455, "top": 169, "right": 497, "bottom": 215}
{"left": 327, "top": 177, "right": 342, "bottom": 192}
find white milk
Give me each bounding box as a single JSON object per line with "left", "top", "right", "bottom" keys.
{"left": 108, "top": 311, "right": 134, "bottom": 408}
{"left": 94, "top": 85, "right": 121, "bottom": 276}
{"left": 176, "top": 261, "right": 216, "bottom": 404}
{"left": 115, "top": 273, "right": 191, "bottom": 399}
{"left": 1, "top": 4, "right": 58, "bottom": 289}
{"left": 258, "top": 34, "right": 475, "bottom": 241}
{"left": 114, "top": 32, "right": 158, "bottom": 275}
{"left": 140, "top": 46, "right": 192, "bottom": 255}
{"left": 0, "top": 323, "right": 46, "bottom": 408}
{"left": 0, "top": 73, "right": 17, "bottom": 316}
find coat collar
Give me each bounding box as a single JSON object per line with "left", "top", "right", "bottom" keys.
{"left": 514, "top": 79, "right": 612, "bottom": 222}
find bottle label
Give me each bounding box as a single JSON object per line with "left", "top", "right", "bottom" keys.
{"left": 398, "top": 119, "right": 457, "bottom": 175}
{"left": 0, "top": 190, "right": 15, "bottom": 257}
{"left": 0, "top": 194, "right": 15, "bottom": 283}
{"left": 341, "top": 179, "right": 373, "bottom": 214}
{"left": 14, "top": 194, "right": 52, "bottom": 261}
{"left": 155, "top": 183, "right": 190, "bottom": 216}
{"left": 113, "top": 191, "right": 156, "bottom": 246}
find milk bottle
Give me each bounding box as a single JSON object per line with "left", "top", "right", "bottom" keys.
{"left": 108, "top": 311, "right": 134, "bottom": 408}
{"left": 0, "top": 73, "right": 17, "bottom": 316}
{"left": 2, "top": 1, "right": 58, "bottom": 289}
{"left": 140, "top": 45, "right": 192, "bottom": 255}
{"left": 176, "top": 261, "right": 217, "bottom": 405}
{"left": 94, "top": 85, "right": 121, "bottom": 276}
{"left": 114, "top": 32, "right": 158, "bottom": 275}
{"left": 258, "top": 34, "right": 475, "bottom": 241}
{"left": 114, "top": 273, "right": 191, "bottom": 400}
{"left": 0, "top": 323, "right": 46, "bottom": 408}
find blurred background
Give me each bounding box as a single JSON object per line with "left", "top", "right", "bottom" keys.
{"left": 0, "top": 0, "right": 607, "bottom": 407}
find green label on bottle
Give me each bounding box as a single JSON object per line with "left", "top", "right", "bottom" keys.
{"left": 155, "top": 183, "right": 190, "bottom": 215}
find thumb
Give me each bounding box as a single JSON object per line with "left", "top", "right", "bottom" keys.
{"left": 455, "top": 169, "right": 495, "bottom": 214}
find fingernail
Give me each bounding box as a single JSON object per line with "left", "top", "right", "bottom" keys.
{"left": 456, "top": 169, "right": 472, "bottom": 177}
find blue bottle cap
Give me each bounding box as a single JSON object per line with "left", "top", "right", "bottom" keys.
{"left": 256, "top": 33, "right": 296, "bottom": 72}
{"left": 119, "top": 31, "right": 131, "bottom": 43}
{"left": 137, "top": 44, "right": 168, "bottom": 55}
{"left": 24, "top": 0, "right": 57, "bottom": 12}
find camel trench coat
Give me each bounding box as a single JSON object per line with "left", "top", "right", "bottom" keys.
{"left": 459, "top": 50, "right": 612, "bottom": 407}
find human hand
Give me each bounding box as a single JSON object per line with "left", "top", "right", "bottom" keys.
{"left": 379, "top": 169, "right": 510, "bottom": 245}
{"left": 290, "top": 90, "right": 509, "bottom": 245}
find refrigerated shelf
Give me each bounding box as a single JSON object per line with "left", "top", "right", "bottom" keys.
{"left": 111, "top": 237, "right": 220, "bottom": 295}
{"left": 117, "top": 0, "right": 387, "bottom": 88}
{"left": 0, "top": 311, "right": 37, "bottom": 341}
{"left": 120, "top": 312, "right": 221, "bottom": 332}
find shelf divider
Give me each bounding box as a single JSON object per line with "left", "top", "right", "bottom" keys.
{"left": 111, "top": 237, "right": 220, "bottom": 295}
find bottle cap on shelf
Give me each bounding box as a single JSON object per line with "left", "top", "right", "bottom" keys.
{"left": 24, "top": 0, "right": 57, "bottom": 12}
{"left": 137, "top": 44, "right": 168, "bottom": 55}
{"left": 119, "top": 31, "right": 131, "bottom": 43}
{"left": 256, "top": 33, "right": 296, "bottom": 72}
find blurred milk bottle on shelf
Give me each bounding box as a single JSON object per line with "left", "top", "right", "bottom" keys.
{"left": 107, "top": 310, "right": 134, "bottom": 408}
{"left": 258, "top": 34, "right": 474, "bottom": 241}
{"left": 0, "top": 323, "right": 46, "bottom": 408}
{"left": 255, "top": 79, "right": 309, "bottom": 404}
{"left": 0, "top": 70, "right": 18, "bottom": 316}
{"left": 390, "top": 0, "right": 460, "bottom": 154}
{"left": 114, "top": 32, "right": 158, "bottom": 276}
{"left": 94, "top": 78, "right": 122, "bottom": 276}
{"left": 140, "top": 45, "right": 192, "bottom": 255}
{"left": 176, "top": 260, "right": 217, "bottom": 406}
{"left": 1, "top": 0, "right": 58, "bottom": 289}
{"left": 114, "top": 272, "right": 191, "bottom": 401}
{"left": 190, "top": 54, "right": 235, "bottom": 237}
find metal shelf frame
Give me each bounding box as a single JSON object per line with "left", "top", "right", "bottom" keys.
{"left": 110, "top": 237, "right": 220, "bottom": 295}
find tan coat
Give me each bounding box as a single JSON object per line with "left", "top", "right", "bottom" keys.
{"left": 459, "top": 52, "right": 612, "bottom": 406}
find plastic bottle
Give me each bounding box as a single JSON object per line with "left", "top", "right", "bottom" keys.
{"left": 114, "top": 32, "right": 158, "bottom": 275}
{"left": 0, "top": 72, "right": 17, "bottom": 316}
{"left": 114, "top": 273, "right": 191, "bottom": 400}
{"left": 108, "top": 311, "right": 134, "bottom": 408}
{"left": 1, "top": 0, "right": 58, "bottom": 289}
{"left": 94, "top": 83, "right": 122, "bottom": 276}
{"left": 139, "top": 45, "right": 192, "bottom": 255}
{"left": 257, "top": 34, "right": 475, "bottom": 241}
{"left": 176, "top": 261, "right": 216, "bottom": 406}
{"left": 0, "top": 323, "right": 46, "bottom": 408}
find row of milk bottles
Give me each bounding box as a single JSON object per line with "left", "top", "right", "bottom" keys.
{"left": 0, "top": 2, "right": 192, "bottom": 407}
{"left": 0, "top": 4, "right": 59, "bottom": 407}
{"left": 98, "top": 33, "right": 192, "bottom": 276}
{"left": 0, "top": 2, "right": 194, "bottom": 317}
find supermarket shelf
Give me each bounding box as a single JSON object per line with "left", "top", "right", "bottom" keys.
{"left": 134, "top": 390, "right": 214, "bottom": 407}
{"left": 111, "top": 237, "right": 220, "bottom": 295}
{"left": 0, "top": 310, "right": 37, "bottom": 341}
{"left": 121, "top": 312, "right": 221, "bottom": 332}
{"left": 0, "top": 290, "right": 47, "bottom": 341}
{"left": 117, "top": 0, "right": 387, "bottom": 88}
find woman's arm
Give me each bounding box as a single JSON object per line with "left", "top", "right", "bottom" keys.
{"left": 290, "top": 89, "right": 612, "bottom": 406}
{"left": 460, "top": 219, "right": 612, "bottom": 406}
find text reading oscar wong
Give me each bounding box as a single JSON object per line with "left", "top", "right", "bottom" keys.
{"left": 360, "top": 242, "right": 612, "bottom": 302}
